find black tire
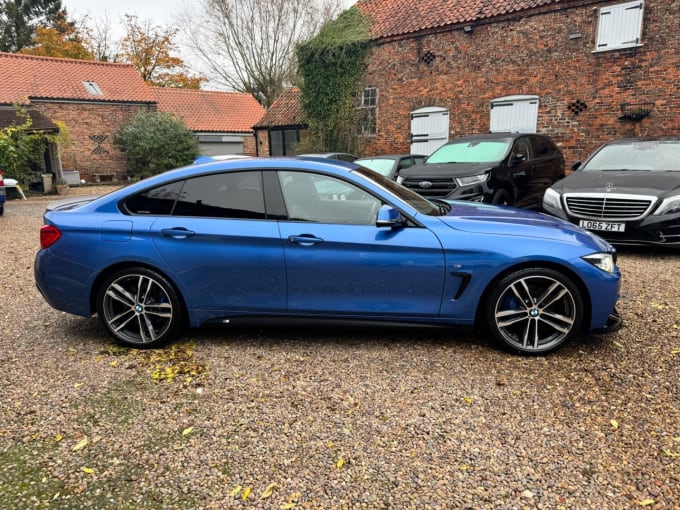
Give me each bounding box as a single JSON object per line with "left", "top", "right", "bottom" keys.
{"left": 491, "top": 188, "right": 512, "bottom": 206}
{"left": 96, "top": 267, "right": 183, "bottom": 348}
{"left": 484, "top": 267, "right": 584, "bottom": 355}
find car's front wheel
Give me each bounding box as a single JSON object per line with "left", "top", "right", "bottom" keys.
{"left": 484, "top": 267, "right": 584, "bottom": 354}
{"left": 97, "top": 267, "right": 183, "bottom": 348}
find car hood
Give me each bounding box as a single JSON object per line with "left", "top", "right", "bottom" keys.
{"left": 551, "top": 170, "right": 680, "bottom": 197}
{"left": 400, "top": 162, "right": 498, "bottom": 178}
{"left": 436, "top": 201, "right": 611, "bottom": 249}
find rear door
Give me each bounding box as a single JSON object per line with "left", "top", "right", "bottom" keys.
{"left": 148, "top": 171, "right": 287, "bottom": 313}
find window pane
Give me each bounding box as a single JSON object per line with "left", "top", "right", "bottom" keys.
{"left": 173, "top": 172, "right": 266, "bottom": 219}
{"left": 284, "top": 129, "right": 299, "bottom": 156}
{"left": 270, "top": 130, "right": 284, "bottom": 156}
{"left": 124, "top": 181, "right": 184, "bottom": 215}
{"left": 279, "top": 171, "right": 380, "bottom": 225}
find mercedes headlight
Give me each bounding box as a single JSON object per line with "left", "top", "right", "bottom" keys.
{"left": 653, "top": 195, "right": 680, "bottom": 215}
{"left": 543, "top": 188, "right": 563, "bottom": 211}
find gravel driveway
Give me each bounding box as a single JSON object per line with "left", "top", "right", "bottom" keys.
{"left": 1, "top": 189, "right": 678, "bottom": 509}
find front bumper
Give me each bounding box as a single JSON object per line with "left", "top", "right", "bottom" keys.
{"left": 592, "top": 308, "right": 623, "bottom": 334}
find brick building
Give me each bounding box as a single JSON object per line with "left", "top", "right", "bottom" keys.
{"left": 253, "top": 87, "right": 308, "bottom": 157}
{"left": 354, "top": 0, "right": 680, "bottom": 164}
{"left": 0, "top": 53, "right": 264, "bottom": 184}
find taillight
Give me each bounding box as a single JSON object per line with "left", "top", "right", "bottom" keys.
{"left": 40, "top": 225, "right": 61, "bottom": 248}
{"left": 0, "top": 169, "right": 4, "bottom": 186}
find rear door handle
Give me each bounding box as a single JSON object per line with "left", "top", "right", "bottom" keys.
{"left": 161, "top": 227, "right": 196, "bottom": 239}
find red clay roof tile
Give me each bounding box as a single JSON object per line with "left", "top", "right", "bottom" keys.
{"left": 152, "top": 87, "right": 265, "bottom": 133}
{"left": 0, "top": 52, "right": 155, "bottom": 104}
{"left": 253, "top": 87, "right": 306, "bottom": 128}
{"left": 357, "top": 0, "right": 566, "bottom": 39}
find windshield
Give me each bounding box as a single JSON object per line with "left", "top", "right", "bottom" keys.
{"left": 427, "top": 140, "right": 510, "bottom": 164}
{"left": 353, "top": 166, "right": 439, "bottom": 215}
{"left": 582, "top": 141, "right": 680, "bottom": 171}
{"left": 354, "top": 158, "right": 395, "bottom": 177}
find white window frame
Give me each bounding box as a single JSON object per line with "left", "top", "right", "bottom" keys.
{"left": 357, "top": 87, "right": 378, "bottom": 135}
{"left": 594, "top": 1, "right": 644, "bottom": 52}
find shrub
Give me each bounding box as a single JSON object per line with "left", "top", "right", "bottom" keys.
{"left": 114, "top": 112, "right": 199, "bottom": 179}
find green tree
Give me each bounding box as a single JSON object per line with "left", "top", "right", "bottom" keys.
{"left": 0, "top": 0, "right": 63, "bottom": 52}
{"left": 114, "top": 112, "right": 199, "bottom": 179}
{"left": 0, "top": 108, "right": 47, "bottom": 184}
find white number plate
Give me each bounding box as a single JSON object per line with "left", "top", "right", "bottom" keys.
{"left": 579, "top": 220, "right": 626, "bottom": 232}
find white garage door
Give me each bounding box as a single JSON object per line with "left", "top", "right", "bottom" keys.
{"left": 410, "top": 107, "right": 449, "bottom": 155}
{"left": 490, "top": 95, "right": 539, "bottom": 133}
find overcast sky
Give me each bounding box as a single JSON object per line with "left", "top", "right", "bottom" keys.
{"left": 63, "top": 0, "right": 184, "bottom": 36}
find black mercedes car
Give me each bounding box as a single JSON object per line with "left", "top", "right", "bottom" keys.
{"left": 542, "top": 138, "right": 680, "bottom": 246}
{"left": 398, "top": 133, "right": 565, "bottom": 209}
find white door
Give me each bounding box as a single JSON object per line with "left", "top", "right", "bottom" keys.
{"left": 490, "top": 95, "right": 539, "bottom": 133}
{"left": 410, "top": 107, "right": 449, "bottom": 155}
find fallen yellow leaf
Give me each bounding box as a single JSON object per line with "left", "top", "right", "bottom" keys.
{"left": 639, "top": 498, "right": 654, "bottom": 506}
{"left": 72, "top": 437, "right": 88, "bottom": 451}
{"left": 610, "top": 419, "right": 619, "bottom": 430}
{"left": 55, "top": 434, "right": 63, "bottom": 442}
{"left": 182, "top": 426, "right": 194, "bottom": 437}
{"left": 81, "top": 467, "right": 94, "bottom": 474}
{"left": 336, "top": 458, "right": 344, "bottom": 469}
{"left": 230, "top": 485, "right": 242, "bottom": 498}
{"left": 261, "top": 482, "right": 276, "bottom": 499}
{"left": 242, "top": 486, "right": 251, "bottom": 500}
{"left": 464, "top": 396, "right": 473, "bottom": 404}
{"left": 282, "top": 504, "right": 296, "bottom": 509}
{"left": 662, "top": 449, "right": 679, "bottom": 458}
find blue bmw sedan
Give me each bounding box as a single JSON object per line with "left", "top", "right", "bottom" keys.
{"left": 35, "top": 158, "right": 621, "bottom": 354}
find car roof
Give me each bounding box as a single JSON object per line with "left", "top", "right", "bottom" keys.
{"left": 447, "top": 133, "right": 549, "bottom": 143}
{"left": 600, "top": 137, "right": 680, "bottom": 146}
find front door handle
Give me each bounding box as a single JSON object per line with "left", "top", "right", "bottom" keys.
{"left": 288, "top": 234, "right": 324, "bottom": 246}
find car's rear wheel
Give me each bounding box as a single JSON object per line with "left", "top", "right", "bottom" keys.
{"left": 97, "top": 267, "right": 183, "bottom": 348}
{"left": 485, "top": 267, "right": 583, "bottom": 354}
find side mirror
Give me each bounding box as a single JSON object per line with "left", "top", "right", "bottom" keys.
{"left": 376, "top": 205, "right": 405, "bottom": 228}
{"left": 571, "top": 161, "right": 582, "bottom": 171}
{"left": 510, "top": 154, "right": 527, "bottom": 166}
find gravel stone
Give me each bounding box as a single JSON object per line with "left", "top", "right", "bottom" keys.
{"left": 0, "top": 188, "right": 678, "bottom": 509}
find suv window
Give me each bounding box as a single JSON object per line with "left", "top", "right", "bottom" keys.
{"left": 511, "top": 137, "right": 533, "bottom": 161}
{"left": 531, "top": 135, "right": 554, "bottom": 158}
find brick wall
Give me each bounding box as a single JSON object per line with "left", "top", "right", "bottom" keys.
{"left": 360, "top": 0, "right": 680, "bottom": 165}
{"left": 34, "top": 102, "right": 154, "bottom": 182}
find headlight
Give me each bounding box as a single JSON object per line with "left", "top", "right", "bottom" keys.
{"left": 455, "top": 174, "right": 488, "bottom": 187}
{"left": 543, "top": 188, "right": 562, "bottom": 211}
{"left": 582, "top": 252, "right": 616, "bottom": 273}
{"left": 653, "top": 195, "right": 680, "bottom": 215}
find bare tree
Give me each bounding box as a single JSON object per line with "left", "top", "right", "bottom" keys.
{"left": 181, "top": 0, "right": 341, "bottom": 108}
{"left": 79, "top": 12, "right": 118, "bottom": 61}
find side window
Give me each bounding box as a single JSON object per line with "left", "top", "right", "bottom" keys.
{"left": 279, "top": 171, "right": 381, "bottom": 225}
{"left": 595, "top": 1, "right": 644, "bottom": 52}
{"left": 512, "top": 138, "right": 533, "bottom": 161}
{"left": 123, "top": 181, "right": 184, "bottom": 215}
{"left": 173, "top": 171, "right": 266, "bottom": 219}
{"left": 532, "top": 136, "right": 552, "bottom": 158}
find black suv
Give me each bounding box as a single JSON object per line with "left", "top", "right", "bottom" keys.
{"left": 398, "top": 133, "right": 565, "bottom": 209}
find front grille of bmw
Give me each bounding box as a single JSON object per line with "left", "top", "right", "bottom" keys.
{"left": 564, "top": 193, "right": 656, "bottom": 221}
{"left": 401, "top": 177, "right": 458, "bottom": 198}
